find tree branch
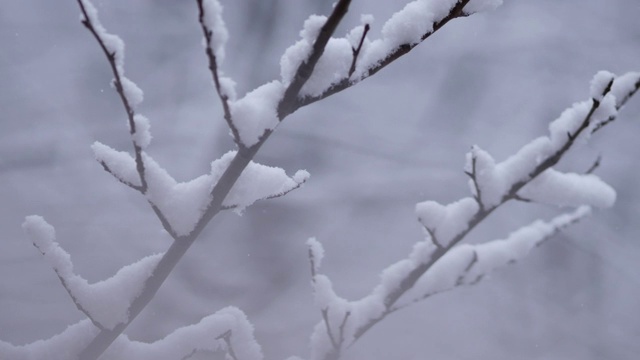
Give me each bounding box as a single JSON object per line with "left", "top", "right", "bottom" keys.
{"left": 277, "top": 0, "right": 352, "bottom": 119}
{"left": 196, "top": 0, "right": 241, "bottom": 147}
{"left": 295, "top": 0, "right": 472, "bottom": 112}
{"left": 77, "top": 0, "right": 148, "bottom": 193}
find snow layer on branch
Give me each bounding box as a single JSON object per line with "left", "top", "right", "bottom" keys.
{"left": 0, "top": 308, "right": 262, "bottom": 360}
{"left": 353, "top": 0, "right": 501, "bottom": 78}
{"left": 465, "top": 206, "right": 591, "bottom": 279}
{"left": 201, "top": 0, "right": 229, "bottom": 63}
{"left": 144, "top": 151, "right": 308, "bottom": 236}
{"left": 230, "top": 81, "right": 284, "bottom": 147}
{"left": 102, "top": 307, "right": 262, "bottom": 360}
{"left": 407, "top": 207, "right": 590, "bottom": 301}
{"left": 309, "top": 275, "right": 351, "bottom": 360}
{"left": 280, "top": 15, "right": 353, "bottom": 97}
{"left": 466, "top": 78, "right": 619, "bottom": 209}
{"left": 92, "top": 142, "right": 141, "bottom": 187}
{"left": 519, "top": 169, "right": 615, "bottom": 208}
{"left": 415, "top": 197, "right": 479, "bottom": 246}
{"left": 281, "top": 15, "right": 325, "bottom": 85}
{"left": 132, "top": 114, "right": 152, "bottom": 149}
{"left": 611, "top": 71, "right": 640, "bottom": 108}
{"left": 22, "top": 216, "right": 163, "bottom": 330}
{"left": 0, "top": 319, "right": 98, "bottom": 360}
{"left": 307, "top": 237, "right": 325, "bottom": 274}
{"left": 120, "top": 76, "right": 144, "bottom": 107}
{"left": 590, "top": 70, "right": 615, "bottom": 100}
{"left": 79, "top": 0, "right": 125, "bottom": 73}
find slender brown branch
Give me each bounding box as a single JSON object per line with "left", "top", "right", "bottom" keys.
{"left": 77, "top": 0, "right": 148, "bottom": 193}
{"left": 348, "top": 24, "right": 370, "bottom": 77}
{"left": 196, "top": 0, "right": 241, "bottom": 147}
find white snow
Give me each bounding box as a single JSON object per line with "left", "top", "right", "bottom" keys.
{"left": 92, "top": 142, "right": 141, "bottom": 187}
{"left": 307, "top": 237, "right": 325, "bottom": 274}
{"left": 79, "top": 0, "right": 125, "bottom": 74}
{"left": 224, "top": 158, "right": 309, "bottom": 214}
{"left": 280, "top": 15, "right": 360, "bottom": 96}
{"left": 405, "top": 207, "right": 591, "bottom": 302}
{"left": 464, "top": 77, "right": 620, "bottom": 210}
{"left": 230, "top": 81, "right": 285, "bottom": 147}
{"left": 611, "top": 71, "right": 640, "bottom": 107}
{"left": 415, "top": 197, "right": 479, "bottom": 246}
{"left": 464, "top": 206, "right": 590, "bottom": 280}
{"left": 143, "top": 151, "right": 308, "bottom": 236}
{"left": 590, "top": 70, "right": 615, "bottom": 100}
{"left": 219, "top": 75, "right": 237, "bottom": 101}
{"left": 22, "top": 216, "right": 163, "bottom": 330}
{"left": 0, "top": 319, "right": 98, "bottom": 360}
{"left": 132, "top": 114, "right": 152, "bottom": 149}
{"left": 0, "top": 308, "right": 262, "bottom": 360}
{"left": 519, "top": 169, "right": 616, "bottom": 208}
{"left": 120, "top": 76, "right": 144, "bottom": 107}
{"left": 102, "top": 307, "right": 262, "bottom": 360}
{"left": 201, "top": 0, "right": 229, "bottom": 63}
{"left": 143, "top": 154, "right": 216, "bottom": 236}
{"left": 280, "top": 15, "right": 326, "bottom": 86}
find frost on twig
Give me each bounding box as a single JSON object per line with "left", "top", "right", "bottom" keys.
{"left": 0, "top": 307, "right": 262, "bottom": 360}
{"left": 22, "top": 216, "right": 162, "bottom": 331}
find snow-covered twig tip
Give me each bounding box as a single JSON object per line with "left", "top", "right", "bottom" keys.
{"left": 22, "top": 216, "right": 163, "bottom": 330}
{"left": 401, "top": 206, "right": 591, "bottom": 308}
{"left": 78, "top": 0, "right": 150, "bottom": 191}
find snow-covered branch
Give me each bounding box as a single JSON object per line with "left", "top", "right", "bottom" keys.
{"left": 77, "top": 0, "right": 150, "bottom": 192}
{"left": 302, "top": 71, "right": 639, "bottom": 360}
{"left": 4, "top": 1, "right": 638, "bottom": 360}
{"left": 289, "top": 0, "right": 502, "bottom": 112}
{"left": 196, "top": 0, "right": 240, "bottom": 145}
{"left": 0, "top": 307, "right": 262, "bottom": 360}
{"left": 22, "top": 216, "right": 163, "bottom": 331}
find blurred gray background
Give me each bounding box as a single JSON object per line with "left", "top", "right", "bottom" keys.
{"left": 1, "top": 0, "right": 639, "bottom": 359}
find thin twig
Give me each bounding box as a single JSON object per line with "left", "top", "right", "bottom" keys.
{"left": 196, "top": 0, "right": 241, "bottom": 147}
{"left": 77, "top": 0, "right": 148, "bottom": 193}
{"left": 349, "top": 24, "right": 370, "bottom": 78}
{"left": 322, "top": 308, "right": 339, "bottom": 349}
{"left": 296, "top": 0, "right": 472, "bottom": 112}
{"left": 220, "top": 175, "right": 308, "bottom": 210}
{"left": 465, "top": 153, "right": 484, "bottom": 210}
{"left": 216, "top": 330, "right": 239, "bottom": 360}
{"left": 585, "top": 155, "right": 602, "bottom": 174}
{"left": 97, "top": 160, "right": 143, "bottom": 192}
